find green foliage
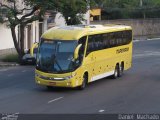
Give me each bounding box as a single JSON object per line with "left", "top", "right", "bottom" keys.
{"left": 56, "top": 0, "right": 87, "bottom": 25}
{"left": 92, "top": 0, "right": 160, "bottom": 19}
{"left": 1, "top": 54, "right": 19, "bottom": 63}
{"left": 0, "top": 16, "right": 3, "bottom": 23}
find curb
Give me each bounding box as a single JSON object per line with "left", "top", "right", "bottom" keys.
{"left": 133, "top": 37, "right": 160, "bottom": 42}
{"left": 147, "top": 38, "right": 160, "bottom": 41}
{"left": 0, "top": 63, "right": 19, "bottom": 67}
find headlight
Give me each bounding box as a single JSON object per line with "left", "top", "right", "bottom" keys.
{"left": 35, "top": 73, "right": 48, "bottom": 79}
{"left": 64, "top": 76, "right": 73, "bottom": 80}
{"left": 64, "top": 72, "right": 76, "bottom": 80}
{"left": 35, "top": 72, "right": 76, "bottom": 81}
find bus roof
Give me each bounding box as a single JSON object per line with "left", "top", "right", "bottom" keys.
{"left": 42, "top": 24, "right": 132, "bottom": 40}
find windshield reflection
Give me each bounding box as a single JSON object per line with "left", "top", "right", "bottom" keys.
{"left": 36, "top": 39, "right": 78, "bottom": 73}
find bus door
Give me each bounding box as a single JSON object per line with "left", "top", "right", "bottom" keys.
{"left": 84, "top": 36, "right": 96, "bottom": 82}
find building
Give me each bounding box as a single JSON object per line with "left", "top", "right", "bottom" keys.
{"left": 90, "top": 8, "right": 101, "bottom": 21}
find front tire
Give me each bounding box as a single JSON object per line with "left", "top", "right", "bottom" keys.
{"left": 78, "top": 74, "right": 88, "bottom": 90}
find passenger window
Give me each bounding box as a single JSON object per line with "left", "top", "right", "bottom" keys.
{"left": 86, "top": 35, "right": 96, "bottom": 55}
{"left": 86, "top": 30, "right": 132, "bottom": 55}
{"left": 78, "top": 36, "right": 87, "bottom": 61}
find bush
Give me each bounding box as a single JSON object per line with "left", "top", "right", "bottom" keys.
{"left": 1, "top": 54, "right": 19, "bottom": 63}
{"left": 102, "top": 8, "right": 160, "bottom": 20}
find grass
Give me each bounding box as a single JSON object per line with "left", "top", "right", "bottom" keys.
{"left": 1, "top": 54, "right": 19, "bottom": 63}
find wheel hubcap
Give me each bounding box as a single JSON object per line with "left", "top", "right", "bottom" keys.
{"left": 115, "top": 69, "right": 118, "bottom": 77}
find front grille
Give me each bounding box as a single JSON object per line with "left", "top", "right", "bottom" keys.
{"left": 36, "top": 74, "right": 65, "bottom": 81}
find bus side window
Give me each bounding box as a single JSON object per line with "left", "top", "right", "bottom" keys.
{"left": 119, "top": 31, "right": 123, "bottom": 46}
{"left": 103, "top": 33, "right": 109, "bottom": 48}
{"left": 78, "top": 36, "right": 87, "bottom": 59}
{"left": 86, "top": 36, "right": 95, "bottom": 56}
{"left": 109, "top": 33, "right": 115, "bottom": 47}
{"left": 98, "top": 35, "right": 104, "bottom": 50}
{"left": 116, "top": 32, "right": 121, "bottom": 46}
{"left": 122, "top": 30, "right": 132, "bottom": 45}
{"left": 127, "top": 30, "right": 132, "bottom": 43}
{"left": 122, "top": 31, "right": 126, "bottom": 45}
{"left": 94, "top": 34, "right": 102, "bottom": 50}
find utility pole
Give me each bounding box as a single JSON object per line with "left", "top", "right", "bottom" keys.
{"left": 140, "top": 0, "right": 143, "bottom": 7}
{"left": 140, "top": 0, "right": 145, "bottom": 19}
{"left": 86, "top": 0, "right": 90, "bottom": 25}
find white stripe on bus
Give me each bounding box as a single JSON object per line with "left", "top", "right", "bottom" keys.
{"left": 91, "top": 71, "right": 114, "bottom": 82}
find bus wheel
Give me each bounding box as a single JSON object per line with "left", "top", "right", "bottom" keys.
{"left": 112, "top": 65, "right": 118, "bottom": 79}
{"left": 78, "top": 74, "right": 88, "bottom": 90}
{"left": 118, "top": 63, "right": 124, "bottom": 77}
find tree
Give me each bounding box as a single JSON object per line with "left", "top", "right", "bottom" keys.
{"left": 0, "top": 0, "right": 56, "bottom": 61}
{"left": 92, "top": 0, "right": 160, "bottom": 19}
{"left": 0, "top": 0, "right": 89, "bottom": 62}
{"left": 56, "top": 0, "right": 88, "bottom": 25}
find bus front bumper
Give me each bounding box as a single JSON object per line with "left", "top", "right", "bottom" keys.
{"left": 36, "top": 76, "right": 75, "bottom": 88}
{"left": 35, "top": 70, "right": 81, "bottom": 88}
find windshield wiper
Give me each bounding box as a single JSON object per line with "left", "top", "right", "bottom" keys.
{"left": 54, "top": 59, "right": 62, "bottom": 71}
{"left": 53, "top": 42, "right": 63, "bottom": 72}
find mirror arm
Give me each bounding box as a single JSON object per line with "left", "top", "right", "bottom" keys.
{"left": 30, "top": 43, "right": 38, "bottom": 57}
{"left": 74, "top": 44, "right": 82, "bottom": 60}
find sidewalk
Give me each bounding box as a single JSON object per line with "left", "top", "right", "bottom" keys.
{"left": 0, "top": 54, "right": 19, "bottom": 67}
{"left": 134, "top": 35, "right": 160, "bottom": 41}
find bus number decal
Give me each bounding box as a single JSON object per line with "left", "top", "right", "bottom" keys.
{"left": 116, "top": 48, "right": 129, "bottom": 54}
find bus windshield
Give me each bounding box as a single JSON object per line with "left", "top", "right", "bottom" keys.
{"left": 36, "top": 39, "right": 78, "bottom": 73}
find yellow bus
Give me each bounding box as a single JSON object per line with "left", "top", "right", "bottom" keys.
{"left": 31, "top": 25, "right": 132, "bottom": 90}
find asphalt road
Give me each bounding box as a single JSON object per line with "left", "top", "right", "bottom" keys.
{"left": 0, "top": 39, "right": 160, "bottom": 114}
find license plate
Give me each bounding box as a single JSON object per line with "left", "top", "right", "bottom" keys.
{"left": 49, "top": 82, "right": 56, "bottom": 86}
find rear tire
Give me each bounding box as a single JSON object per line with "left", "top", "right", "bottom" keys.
{"left": 78, "top": 74, "right": 88, "bottom": 90}
{"left": 112, "top": 65, "right": 118, "bottom": 79}
{"left": 118, "top": 63, "right": 124, "bottom": 77}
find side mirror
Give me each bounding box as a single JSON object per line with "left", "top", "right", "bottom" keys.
{"left": 30, "top": 43, "right": 38, "bottom": 57}
{"left": 74, "top": 44, "right": 82, "bottom": 60}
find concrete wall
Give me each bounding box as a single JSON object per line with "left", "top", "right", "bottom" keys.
{"left": 91, "top": 19, "right": 160, "bottom": 36}
{"left": 0, "top": 48, "right": 17, "bottom": 59}
{"left": 0, "top": 21, "right": 41, "bottom": 56}
{"left": 0, "top": 24, "right": 14, "bottom": 50}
